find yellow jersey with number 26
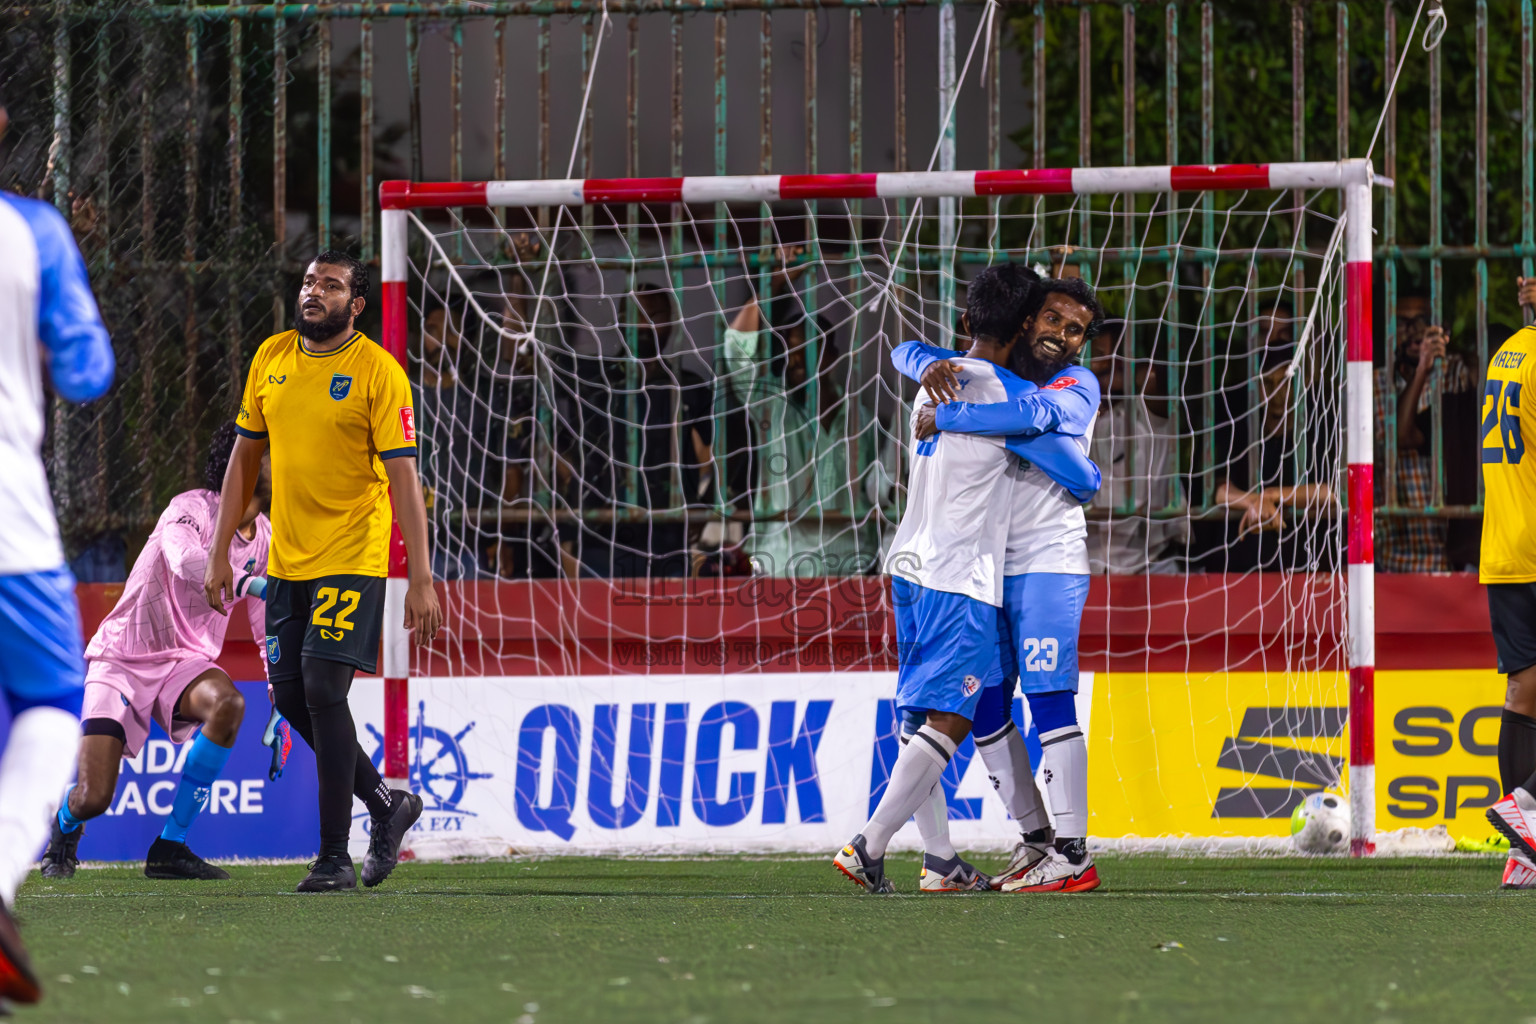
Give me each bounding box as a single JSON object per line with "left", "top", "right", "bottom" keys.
{"left": 235, "top": 329, "right": 417, "bottom": 581}
{"left": 1480, "top": 325, "right": 1536, "bottom": 583}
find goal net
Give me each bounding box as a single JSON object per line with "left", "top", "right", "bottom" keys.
{"left": 367, "top": 163, "right": 1376, "bottom": 857}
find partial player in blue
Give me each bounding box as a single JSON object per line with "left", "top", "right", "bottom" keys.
{"left": 834, "top": 264, "right": 1099, "bottom": 894}
{"left": 888, "top": 276, "right": 1103, "bottom": 891}
{"left": 901, "top": 276, "right": 1105, "bottom": 893}
{"left": 0, "top": 87, "right": 117, "bottom": 1005}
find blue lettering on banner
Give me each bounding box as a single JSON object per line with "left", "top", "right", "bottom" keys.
{"left": 22, "top": 681, "right": 320, "bottom": 861}
{"left": 588, "top": 704, "right": 655, "bottom": 830}
{"left": 692, "top": 702, "right": 759, "bottom": 826}
{"left": 656, "top": 703, "right": 689, "bottom": 827}
{"left": 515, "top": 704, "right": 581, "bottom": 840}
{"left": 762, "top": 700, "right": 832, "bottom": 824}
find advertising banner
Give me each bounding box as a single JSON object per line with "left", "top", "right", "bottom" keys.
{"left": 53, "top": 681, "right": 319, "bottom": 863}
{"left": 346, "top": 674, "right": 1093, "bottom": 854}
{"left": 36, "top": 668, "right": 1506, "bottom": 860}
{"left": 350, "top": 668, "right": 1509, "bottom": 854}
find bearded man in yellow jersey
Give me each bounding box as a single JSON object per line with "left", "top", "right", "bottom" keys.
{"left": 1476, "top": 321, "right": 1536, "bottom": 889}
{"left": 202, "top": 251, "right": 443, "bottom": 893}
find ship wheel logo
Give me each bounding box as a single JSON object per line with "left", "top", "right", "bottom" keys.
{"left": 366, "top": 701, "right": 494, "bottom": 814}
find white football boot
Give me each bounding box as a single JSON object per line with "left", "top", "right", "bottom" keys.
{"left": 999, "top": 843, "right": 1101, "bottom": 894}
{"left": 989, "top": 829, "right": 1054, "bottom": 891}
{"left": 833, "top": 834, "right": 895, "bottom": 894}
{"left": 1503, "top": 847, "right": 1536, "bottom": 890}
{"left": 1486, "top": 788, "right": 1536, "bottom": 859}
{"left": 919, "top": 853, "right": 992, "bottom": 893}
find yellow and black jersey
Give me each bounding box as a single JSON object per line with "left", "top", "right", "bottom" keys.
{"left": 1480, "top": 325, "right": 1536, "bottom": 583}
{"left": 236, "top": 330, "right": 416, "bottom": 581}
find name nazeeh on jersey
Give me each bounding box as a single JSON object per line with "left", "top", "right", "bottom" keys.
{"left": 236, "top": 330, "right": 417, "bottom": 581}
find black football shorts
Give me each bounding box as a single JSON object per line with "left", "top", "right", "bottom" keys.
{"left": 265, "top": 574, "right": 385, "bottom": 680}
{"left": 1488, "top": 581, "right": 1536, "bottom": 676}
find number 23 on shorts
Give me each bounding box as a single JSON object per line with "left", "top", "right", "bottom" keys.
{"left": 312, "top": 587, "right": 360, "bottom": 641}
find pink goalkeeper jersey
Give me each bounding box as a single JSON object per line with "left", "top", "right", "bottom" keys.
{"left": 86, "top": 489, "right": 270, "bottom": 667}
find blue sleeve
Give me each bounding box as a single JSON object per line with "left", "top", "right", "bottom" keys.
{"left": 890, "top": 340, "right": 964, "bottom": 384}
{"left": 15, "top": 198, "right": 115, "bottom": 403}
{"left": 934, "top": 367, "right": 1100, "bottom": 438}
{"left": 1005, "top": 432, "right": 1101, "bottom": 504}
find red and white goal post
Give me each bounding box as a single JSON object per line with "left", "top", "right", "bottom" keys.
{"left": 375, "top": 160, "right": 1379, "bottom": 857}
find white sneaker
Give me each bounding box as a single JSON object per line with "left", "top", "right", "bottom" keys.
{"left": 1503, "top": 847, "right": 1536, "bottom": 890}
{"left": 989, "top": 835, "right": 1053, "bottom": 891}
{"left": 833, "top": 834, "right": 894, "bottom": 894}
{"left": 998, "top": 848, "right": 1101, "bottom": 893}
{"left": 919, "top": 853, "right": 991, "bottom": 893}
{"left": 1486, "top": 788, "right": 1536, "bottom": 859}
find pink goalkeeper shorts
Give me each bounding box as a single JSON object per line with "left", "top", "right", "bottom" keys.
{"left": 81, "top": 656, "right": 222, "bottom": 757}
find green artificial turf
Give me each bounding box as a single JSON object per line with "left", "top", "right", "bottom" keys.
{"left": 10, "top": 854, "right": 1532, "bottom": 1023}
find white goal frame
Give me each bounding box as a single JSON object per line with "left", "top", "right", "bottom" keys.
{"left": 377, "top": 159, "right": 1380, "bottom": 855}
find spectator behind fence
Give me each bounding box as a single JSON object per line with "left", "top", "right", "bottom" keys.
{"left": 413, "top": 297, "right": 481, "bottom": 580}
{"left": 1196, "top": 302, "right": 1339, "bottom": 573}
{"left": 725, "top": 292, "right": 877, "bottom": 577}
{"left": 1373, "top": 292, "right": 1476, "bottom": 572}
{"left": 482, "top": 286, "right": 560, "bottom": 580}
{"left": 1085, "top": 322, "right": 1187, "bottom": 574}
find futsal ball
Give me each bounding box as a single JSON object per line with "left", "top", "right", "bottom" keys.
{"left": 1290, "top": 792, "right": 1351, "bottom": 854}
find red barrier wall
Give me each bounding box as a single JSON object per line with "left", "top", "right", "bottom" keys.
{"left": 77, "top": 572, "right": 1495, "bottom": 678}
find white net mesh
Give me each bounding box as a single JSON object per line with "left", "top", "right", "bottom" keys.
{"left": 385, "top": 184, "right": 1352, "bottom": 854}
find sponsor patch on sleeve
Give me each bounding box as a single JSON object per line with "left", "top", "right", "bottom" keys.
{"left": 1043, "top": 374, "right": 1080, "bottom": 391}
{"left": 400, "top": 407, "right": 417, "bottom": 442}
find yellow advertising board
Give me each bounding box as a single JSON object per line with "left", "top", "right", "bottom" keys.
{"left": 1086, "top": 669, "right": 1504, "bottom": 839}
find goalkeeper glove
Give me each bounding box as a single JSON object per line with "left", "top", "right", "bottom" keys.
{"left": 236, "top": 567, "right": 267, "bottom": 601}
{"left": 262, "top": 705, "right": 291, "bottom": 781}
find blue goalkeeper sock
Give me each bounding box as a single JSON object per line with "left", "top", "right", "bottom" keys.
{"left": 159, "top": 732, "right": 233, "bottom": 844}
{"left": 57, "top": 788, "right": 85, "bottom": 834}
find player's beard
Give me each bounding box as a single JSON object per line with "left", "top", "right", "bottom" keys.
{"left": 295, "top": 298, "right": 353, "bottom": 342}
{"left": 1012, "top": 333, "right": 1072, "bottom": 385}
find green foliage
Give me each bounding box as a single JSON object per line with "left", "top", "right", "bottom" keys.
{"left": 1003, "top": 0, "right": 1534, "bottom": 347}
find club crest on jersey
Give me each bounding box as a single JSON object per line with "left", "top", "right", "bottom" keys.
{"left": 962, "top": 674, "right": 981, "bottom": 697}
{"left": 329, "top": 374, "right": 352, "bottom": 401}
{"left": 266, "top": 636, "right": 281, "bottom": 664}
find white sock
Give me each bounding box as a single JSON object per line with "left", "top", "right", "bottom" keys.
{"left": 864, "top": 725, "right": 956, "bottom": 860}
{"left": 975, "top": 722, "right": 1050, "bottom": 835}
{"left": 1039, "top": 723, "right": 1088, "bottom": 838}
{"left": 0, "top": 707, "right": 81, "bottom": 907}
{"left": 901, "top": 736, "right": 957, "bottom": 860}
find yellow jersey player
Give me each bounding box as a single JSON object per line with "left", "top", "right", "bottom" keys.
{"left": 1479, "top": 322, "right": 1536, "bottom": 888}
{"left": 202, "top": 251, "right": 442, "bottom": 893}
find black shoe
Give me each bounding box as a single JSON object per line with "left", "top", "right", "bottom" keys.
{"left": 40, "top": 817, "right": 80, "bottom": 880}
{"left": 0, "top": 903, "right": 40, "bottom": 1005}
{"left": 144, "top": 837, "right": 230, "bottom": 881}
{"left": 362, "top": 791, "right": 423, "bottom": 888}
{"left": 296, "top": 853, "right": 356, "bottom": 893}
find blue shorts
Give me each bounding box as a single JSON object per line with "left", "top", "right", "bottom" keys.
{"left": 999, "top": 572, "right": 1089, "bottom": 695}
{"left": 0, "top": 566, "right": 86, "bottom": 716}
{"left": 892, "top": 578, "right": 1002, "bottom": 720}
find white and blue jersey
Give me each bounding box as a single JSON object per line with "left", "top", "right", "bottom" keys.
{"left": 884, "top": 356, "right": 1019, "bottom": 718}
{"left": 0, "top": 192, "right": 116, "bottom": 714}
{"left": 891, "top": 341, "right": 1099, "bottom": 695}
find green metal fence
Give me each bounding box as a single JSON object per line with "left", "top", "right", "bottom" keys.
{"left": 0, "top": 0, "right": 1531, "bottom": 569}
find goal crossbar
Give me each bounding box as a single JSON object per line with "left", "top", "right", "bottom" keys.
{"left": 376, "top": 159, "right": 1380, "bottom": 855}
{"left": 378, "top": 160, "right": 1373, "bottom": 210}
